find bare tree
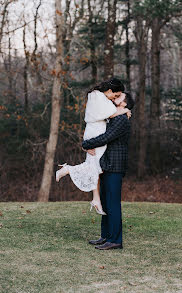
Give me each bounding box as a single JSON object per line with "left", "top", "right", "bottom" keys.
{"left": 88, "top": 0, "right": 97, "bottom": 83}
{"left": 38, "top": 0, "right": 64, "bottom": 202}
{"left": 149, "top": 1, "right": 182, "bottom": 173}
{"left": 125, "top": 0, "right": 131, "bottom": 91}
{"left": 134, "top": 16, "right": 149, "bottom": 177}
{"left": 22, "top": 21, "right": 29, "bottom": 113}
{"left": 31, "top": 0, "right": 43, "bottom": 87}
{"left": 3, "top": 19, "right": 14, "bottom": 102}
{"left": 63, "top": 0, "right": 84, "bottom": 71}
{"left": 104, "top": 0, "right": 117, "bottom": 79}
{"left": 0, "top": 0, "right": 12, "bottom": 52}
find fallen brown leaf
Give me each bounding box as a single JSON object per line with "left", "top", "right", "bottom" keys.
{"left": 56, "top": 9, "right": 62, "bottom": 16}
{"left": 91, "top": 218, "right": 95, "bottom": 224}
{"left": 128, "top": 281, "right": 138, "bottom": 286}
{"left": 99, "top": 266, "right": 105, "bottom": 269}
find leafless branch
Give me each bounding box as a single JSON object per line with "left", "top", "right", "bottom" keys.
{"left": 0, "top": 0, "right": 12, "bottom": 52}
{"left": 32, "top": 0, "right": 42, "bottom": 57}
{"left": 33, "top": 102, "right": 51, "bottom": 119}
{"left": 3, "top": 18, "right": 40, "bottom": 35}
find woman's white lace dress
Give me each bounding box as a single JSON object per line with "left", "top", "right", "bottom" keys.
{"left": 68, "top": 90, "right": 117, "bottom": 192}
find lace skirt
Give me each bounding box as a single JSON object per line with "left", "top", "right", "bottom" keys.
{"left": 68, "top": 121, "right": 107, "bottom": 192}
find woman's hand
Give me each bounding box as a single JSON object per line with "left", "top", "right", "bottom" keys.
{"left": 87, "top": 149, "right": 96, "bottom": 156}
{"left": 126, "top": 109, "right": 132, "bottom": 119}
{"left": 82, "top": 147, "right": 96, "bottom": 156}
{"left": 110, "top": 107, "right": 131, "bottom": 119}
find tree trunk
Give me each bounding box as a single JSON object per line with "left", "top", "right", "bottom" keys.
{"left": 38, "top": 0, "right": 63, "bottom": 202}
{"left": 23, "top": 23, "right": 29, "bottom": 113}
{"left": 150, "top": 18, "right": 161, "bottom": 173}
{"left": 125, "top": 0, "right": 131, "bottom": 91}
{"left": 104, "top": 0, "right": 117, "bottom": 79}
{"left": 134, "top": 18, "right": 148, "bottom": 178}
{"left": 88, "top": 0, "right": 97, "bottom": 83}
{"left": 31, "top": 0, "right": 43, "bottom": 92}
{"left": 62, "top": 0, "right": 84, "bottom": 106}
{"left": 0, "top": 1, "right": 11, "bottom": 53}
{"left": 137, "top": 41, "right": 147, "bottom": 177}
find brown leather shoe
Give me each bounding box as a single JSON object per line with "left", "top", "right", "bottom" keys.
{"left": 89, "top": 237, "right": 106, "bottom": 245}
{"left": 95, "top": 242, "right": 123, "bottom": 250}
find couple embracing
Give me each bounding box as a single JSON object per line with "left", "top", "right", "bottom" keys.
{"left": 56, "top": 78, "right": 134, "bottom": 250}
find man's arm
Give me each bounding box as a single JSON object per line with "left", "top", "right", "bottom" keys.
{"left": 82, "top": 115, "right": 128, "bottom": 150}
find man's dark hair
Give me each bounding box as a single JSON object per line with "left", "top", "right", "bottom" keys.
{"left": 87, "top": 77, "right": 125, "bottom": 95}
{"left": 124, "top": 92, "right": 134, "bottom": 110}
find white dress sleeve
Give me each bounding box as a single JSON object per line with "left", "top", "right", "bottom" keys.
{"left": 84, "top": 90, "right": 117, "bottom": 123}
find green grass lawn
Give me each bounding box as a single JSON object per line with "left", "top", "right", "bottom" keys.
{"left": 0, "top": 202, "right": 182, "bottom": 293}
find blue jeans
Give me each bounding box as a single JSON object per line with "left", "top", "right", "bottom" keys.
{"left": 100, "top": 171, "right": 123, "bottom": 244}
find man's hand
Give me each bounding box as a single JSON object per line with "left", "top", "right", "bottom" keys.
{"left": 87, "top": 149, "right": 96, "bottom": 156}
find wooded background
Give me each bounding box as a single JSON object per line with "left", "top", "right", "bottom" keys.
{"left": 0, "top": 0, "right": 181, "bottom": 202}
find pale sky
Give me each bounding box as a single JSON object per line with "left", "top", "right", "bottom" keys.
{"left": 2, "top": 0, "right": 56, "bottom": 56}
{"left": 1, "top": 0, "right": 130, "bottom": 57}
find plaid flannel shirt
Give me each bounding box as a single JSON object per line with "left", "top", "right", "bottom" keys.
{"left": 82, "top": 114, "right": 130, "bottom": 175}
